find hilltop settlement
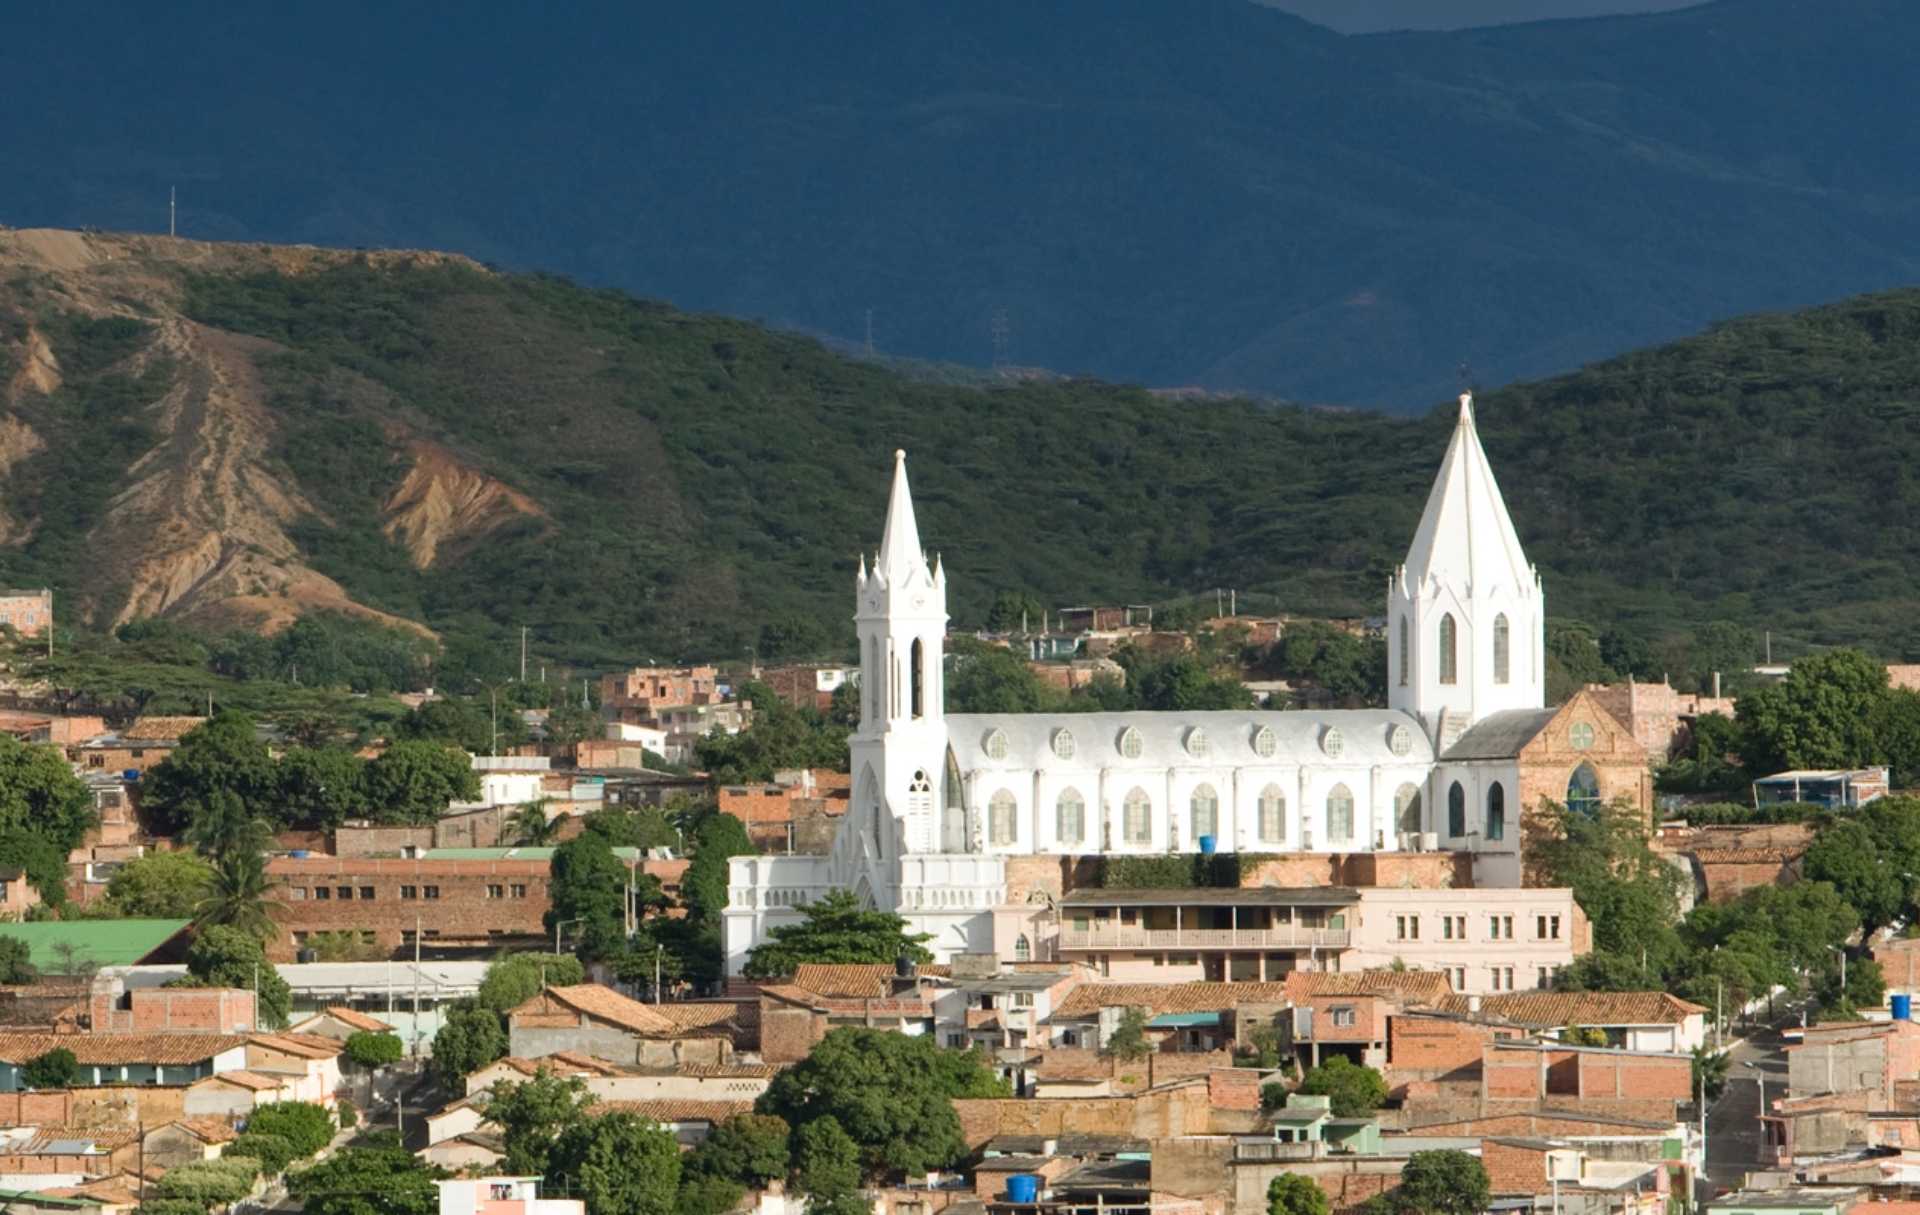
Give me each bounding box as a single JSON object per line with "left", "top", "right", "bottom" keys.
{"left": 0, "top": 389, "right": 1914, "bottom": 1215}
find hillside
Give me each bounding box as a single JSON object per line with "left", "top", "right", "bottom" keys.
{"left": 4, "top": 228, "right": 1920, "bottom": 673}
{"left": 7, "top": 1, "right": 1920, "bottom": 406}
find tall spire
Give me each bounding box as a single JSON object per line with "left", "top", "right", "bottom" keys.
{"left": 876, "top": 449, "right": 927, "bottom": 581}
{"left": 1399, "top": 393, "right": 1533, "bottom": 595}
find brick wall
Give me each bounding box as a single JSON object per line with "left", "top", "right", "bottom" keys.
{"left": 760, "top": 1003, "right": 825, "bottom": 1064}
{"left": 1389, "top": 1017, "right": 1501, "bottom": 1077}
{"left": 0, "top": 591, "right": 52, "bottom": 638}
{"left": 953, "top": 1087, "right": 1214, "bottom": 1148}
{"left": 1874, "top": 939, "right": 1920, "bottom": 991}
{"left": 336, "top": 825, "right": 435, "bottom": 857}
{"left": 1480, "top": 1140, "right": 1549, "bottom": 1195}
{"left": 265, "top": 856, "right": 553, "bottom": 960}
{"left": 0, "top": 1091, "right": 73, "bottom": 1125}
{"left": 1699, "top": 859, "right": 1793, "bottom": 903}
{"left": 1575, "top": 1051, "right": 1691, "bottom": 1100}
{"left": 92, "top": 987, "right": 256, "bottom": 1033}
{"left": 1209, "top": 1069, "right": 1263, "bottom": 1113}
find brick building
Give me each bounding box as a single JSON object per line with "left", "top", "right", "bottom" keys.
{"left": 0, "top": 589, "right": 51, "bottom": 639}
{"left": 600, "top": 666, "right": 719, "bottom": 721}
{"left": 716, "top": 768, "right": 850, "bottom": 852}
{"left": 754, "top": 665, "right": 853, "bottom": 714}
{"left": 1585, "top": 678, "right": 1736, "bottom": 762}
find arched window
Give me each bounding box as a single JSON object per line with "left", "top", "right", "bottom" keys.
{"left": 1395, "top": 784, "right": 1422, "bottom": 836}
{"left": 1191, "top": 784, "right": 1219, "bottom": 844}
{"left": 1493, "top": 614, "right": 1510, "bottom": 686}
{"left": 1123, "top": 788, "right": 1152, "bottom": 844}
{"left": 1258, "top": 785, "right": 1286, "bottom": 844}
{"left": 1327, "top": 784, "right": 1355, "bottom": 843}
{"left": 1486, "top": 781, "right": 1506, "bottom": 841}
{"left": 989, "top": 789, "right": 1017, "bottom": 846}
{"left": 1567, "top": 764, "right": 1602, "bottom": 817}
{"left": 865, "top": 637, "right": 878, "bottom": 723}
{"left": 910, "top": 638, "right": 925, "bottom": 718}
{"left": 857, "top": 766, "right": 882, "bottom": 858}
{"left": 1398, "top": 616, "right": 1409, "bottom": 687}
{"left": 1438, "top": 614, "right": 1458, "bottom": 685}
{"left": 1447, "top": 781, "right": 1466, "bottom": 837}
{"left": 1014, "top": 934, "right": 1031, "bottom": 962}
{"left": 1056, "top": 788, "right": 1086, "bottom": 846}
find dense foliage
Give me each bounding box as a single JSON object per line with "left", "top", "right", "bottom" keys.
{"left": 429, "top": 1000, "right": 509, "bottom": 1087}
{"left": 245, "top": 1101, "right": 335, "bottom": 1157}
{"left": 20, "top": 1048, "right": 76, "bottom": 1090}
{"left": 288, "top": 1132, "right": 444, "bottom": 1215}
{"left": 1296, "top": 1057, "right": 1388, "bottom": 1118}
{"left": 345, "top": 1031, "right": 405, "bottom": 1068}
{"left": 741, "top": 889, "right": 933, "bottom": 979}
{"left": 178, "top": 925, "right": 292, "bottom": 1028}
{"left": 486, "top": 1074, "right": 682, "bottom": 1215}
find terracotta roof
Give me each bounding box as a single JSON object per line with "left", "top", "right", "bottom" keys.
{"left": 1438, "top": 991, "right": 1707, "bottom": 1026}
{"left": 486, "top": 1051, "right": 632, "bottom": 1079}
{"left": 1033, "top": 1051, "right": 1112, "bottom": 1082}
{"left": 790, "top": 964, "right": 898, "bottom": 998}
{"left": 1284, "top": 969, "right": 1453, "bottom": 1005}
{"left": 1692, "top": 848, "right": 1796, "bottom": 864}
{"left": 590, "top": 1098, "right": 754, "bottom": 1124}
{"left": 1, "top": 1124, "right": 140, "bottom": 1155}
{"left": 0, "top": 1032, "right": 244, "bottom": 1066}
{"left": 676, "top": 1061, "right": 780, "bottom": 1079}
{"left": 197, "top": 1069, "right": 285, "bottom": 1092}
{"left": 51, "top": 1178, "right": 142, "bottom": 1206}
{"left": 123, "top": 716, "right": 207, "bottom": 741}
{"left": 155, "top": 1118, "right": 239, "bottom": 1144}
{"left": 248, "top": 1032, "right": 344, "bottom": 1059}
{"left": 647, "top": 1002, "right": 747, "bottom": 1036}
{"left": 511, "top": 984, "right": 678, "bottom": 1036}
{"left": 1053, "top": 981, "right": 1293, "bottom": 1018}
{"left": 317, "top": 1006, "right": 395, "bottom": 1033}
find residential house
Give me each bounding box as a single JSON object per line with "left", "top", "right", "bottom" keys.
{"left": 756, "top": 966, "right": 940, "bottom": 1063}
{"left": 1753, "top": 769, "right": 1889, "bottom": 810}
{"left": 289, "top": 1006, "right": 395, "bottom": 1042}
{"left": 1789, "top": 1019, "right": 1920, "bottom": 1107}
{"left": 0, "top": 1125, "right": 141, "bottom": 1184}
{"left": 140, "top": 1119, "right": 238, "bottom": 1170}
{"left": 434, "top": 1176, "right": 583, "bottom": 1215}
{"left": 67, "top": 717, "right": 205, "bottom": 777}
{"left": 0, "top": 869, "right": 39, "bottom": 920}
{"left": 1702, "top": 1190, "right": 1862, "bottom": 1215}
{"left": 934, "top": 962, "right": 1079, "bottom": 1053}
{"left": 0, "top": 1033, "right": 244, "bottom": 1091}
{"left": 588, "top": 1099, "right": 755, "bottom": 1148}
{"left": 1480, "top": 1040, "right": 1695, "bottom": 1121}
{"left": 755, "top": 665, "right": 854, "bottom": 714}
{"left": 86, "top": 982, "right": 255, "bottom": 1034}
{"left": 505, "top": 985, "right": 738, "bottom": 1069}
{"left": 465, "top": 1051, "right": 633, "bottom": 1096}
{"left": 1437, "top": 991, "right": 1708, "bottom": 1054}
{"left": 0, "top": 589, "right": 51, "bottom": 638}
{"left": 419, "top": 1131, "right": 506, "bottom": 1171}
{"left": 719, "top": 769, "right": 851, "bottom": 853}
{"left": 1480, "top": 1136, "right": 1668, "bottom": 1214}
{"left": 1049, "top": 981, "right": 1292, "bottom": 1055}
{"left": 1584, "top": 678, "right": 1736, "bottom": 762}
{"left": 244, "top": 1032, "right": 345, "bottom": 1106}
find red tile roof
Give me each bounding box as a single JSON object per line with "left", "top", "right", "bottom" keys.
{"left": 1284, "top": 969, "right": 1453, "bottom": 1005}
{"left": 0, "top": 1032, "right": 245, "bottom": 1066}
{"left": 790, "top": 964, "right": 897, "bottom": 998}
{"left": 1033, "top": 1051, "right": 1112, "bottom": 1081}
{"left": 1053, "top": 981, "right": 1293, "bottom": 1018}
{"left": 510, "top": 985, "right": 733, "bottom": 1040}
{"left": 248, "top": 1032, "right": 344, "bottom": 1059}
{"left": 196, "top": 1069, "right": 285, "bottom": 1092}
{"left": 1439, "top": 991, "right": 1706, "bottom": 1026}
{"left": 590, "top": 1099, "right": 754, "bottom": 1124}
{"left": 153, "top": 1119, "right": 239, "bottom": 1144}
{"left": 317, "top": 1006, "right": 395, "bottom": 1033}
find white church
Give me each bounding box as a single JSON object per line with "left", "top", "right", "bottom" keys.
{"left": 724, "top": 394, "right": 1569, "bottom": 974}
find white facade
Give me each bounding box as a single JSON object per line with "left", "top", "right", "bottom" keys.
{"left": 724, "top": 400, "right": 1552, "bottom": 975}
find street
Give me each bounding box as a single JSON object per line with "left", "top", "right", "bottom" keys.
{"left": 1705, "top": 1026, "right": 1789, "bottom": 1193}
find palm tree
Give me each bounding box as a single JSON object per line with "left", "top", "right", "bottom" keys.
{"left": 193, "top": 850, "right": 278, "bottom": 941}
{"left": 507, "top": 800, "right": 561, "bottom": 847}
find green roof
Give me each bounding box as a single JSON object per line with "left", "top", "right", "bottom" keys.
{"left": 0, "top": 919, "right": 191, "bottom": 970}
{"left": 422, "top": 847, "right": 643, "bottom": 861}
{"left": 1148, "top": 1012, "right": 1221, "bottom": 1028}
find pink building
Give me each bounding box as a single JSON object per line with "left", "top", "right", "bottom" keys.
{"left": 436, "top": 1177, "right": 583, "bottom": 1215}
{"left": 0, "top": 589, "right": 51, "bottom": 639}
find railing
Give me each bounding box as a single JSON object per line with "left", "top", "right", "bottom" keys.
{"left": 1056, "top": 926, "right": 1350, "bottom": 951}
{"left": 1233, "top": 1141, "right": 1324, "bottom": 1163}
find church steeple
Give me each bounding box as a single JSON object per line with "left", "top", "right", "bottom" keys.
{"left": 1389, "top": 393, "right": 1544, "bottom": 733}
{"left": 876, "top": 449, "right": 930, "bottom": 586}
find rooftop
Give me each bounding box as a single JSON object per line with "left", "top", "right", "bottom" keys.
{"left": 1059, "top": 887, "right": 1358, "bottom": 908}
{"left": 1439, "top": 990, "right": 1706, "bottom": 1026}
{"left": 0, "top": 920, "right": 190, "bottom": 971}
{"left": 1054, "top": 981, "right": 1292, "bottom": 1018}
{"left": 0, "top": 1032, "right": 245, "bottom": 1066}
{"left": 947, "top": 709, "right": 1433, "bottom": 772}
{"left": 1441, "top": 708, "right": 1560, "bottom": 762}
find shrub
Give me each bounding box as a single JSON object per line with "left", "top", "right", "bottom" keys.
{"left": 137, "top": 1199, "right": 211, "bottom": 1215}
{"left": 244, "top": 1101, "right": 334, "bottom": 1156}
{"left": 154, "top": 1156, "right": 262, "bottom": 1204}
{"left": 229, "top": 1132, "right": 297, "bottom": 1174}
{"left": 337, "top": 1102, "right": 359, "bottom": 1129}
{"left": 345, "top": 1031, "right": 405, "bottom": 1068}
{"left": 21, "top": 1048, "right": 77, "bottom": 1090}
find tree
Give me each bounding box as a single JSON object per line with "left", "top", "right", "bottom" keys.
{"left": 758, "top": 1028, "right": 1008, "bottom": 1177}
{"left": 276, "top": 745, "right": 370, "bottom": 830}
{"left": 0, "top": 829, "right": 71, "bottom": 908}
{"left": 363, "top": 740, "right": 481, "bottom": 824}
{"left": 984, "top": 590, "right": 1046, "bottom": 633}
{"left": 508, "top": 801, "right": 562, "bottom": 846}
{"left": 0, "top": 736, "right": 96, "bottom": 854}
{"left": 1105, "top": 1007, "right": 1153, "bottom": 1062}
{"left": 1267, "top": 1174, "right": 1330, "bottom": 1215}
{"left": 398, "top": 698, "right": 522, "bottom": 755}
{"left": 486, "top": 1071, "right": 594, "bottom": 1177}
{"left": 288, "top": 1132, "right": 444, "bottom": 1215}
{"left": 181, "top": 789, "right": 273, "bottom": 860}
{"left": 21, "top": 1047, "right": 76, "bottom": 1090}
{"left": 1560, "top": 1023, "right": 1608, "bottom": 1047}
{"left": 683, "top": 813, "right": 753, "bottom": 927}
{"left": 584, "top": 805, "right": 680, "bottom": 851}
{"left": 1525, "top": 798, "right": 1686, "bottom": 978}
{"left": 742, "top": 889, "right": 933, "bottom": 978}
{"left": 230, "top": 1131, "right": 297, "bottom": 1173}
{"left": 246, "top": 1101, "right": 335, "bottom": 1156}
{"left": 140, "top": 711, "right": 274, "bottom": 836}
{"left": 548, "top": 834, "right": 637, "bottom": 961}
{"left": 550, "top": 1111, "right": 682, "bottom": 1215}
{"left": 793, "top": 1115, "right": 862, "bottom": 1202}
{"left": 676, "top": 1175, "right": 747, "bottom": 1215}
{"left": 944, "top": 637, "right": 1059, "bottom": 713}
{"left": 1391, "top": 1150, "right": 1489, "bottom": 1215}
{"left": 1737, "top": 648, "right": 1890, "bottom": 773}
{"left": 1802, "top": 820, "right": 1901, "bottom": 930}
{"left": 544, "top": 703, "right": 604, "bottom": 750}
{"left": 1692, "top": 1047, "right": 1730, "bottom": 1102}
{"left": 345, "top": 1031, "right": 405, "bottom": 1068}
{"left": 685, "top": 1114, "right": 790, "bottom": 1188}
{"left": 0, "top": 938, "right": 35, "bottom": 984}
{"left": 1127, "top": 653, "right": 1254, "bottom": 711}
{"left": 182, "top": 924, "right": 291, "bottom": 1027}
{"left": 106, "top": 849, "right": 215, "bottom": 917}
{"left": 1296, "top": 1057, "right": 1386, "bottom": 1118}
{"left": 193, "top": 849, "right": 279, "bottom": 941}
{"left": 430, "top": 1000, "right": 509, "bottom": 1087}
{"left": 695, "top": 682, "right": 849, "bottom": 785}
{"left": 477, "top": 952, "right": 587, "bottom": 1012}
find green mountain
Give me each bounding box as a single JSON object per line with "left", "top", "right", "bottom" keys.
{"left": 2, "top": 228, "right": 1918, "bottom": 678}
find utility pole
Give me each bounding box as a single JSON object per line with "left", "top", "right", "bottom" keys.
{"left": 411, "top": 917, "right": 422, "bottom": 1058}
{"left": 489, "top": 686, "right": 499, "bottom": 756}
{"left": 520, "top": 627, "right": 528, "bottom": 682}
{"left": 169, "top": 187, "right": 176, "bottom": 238}
{"left": 654, "top": 945, "right": 663, "bottom": 1005}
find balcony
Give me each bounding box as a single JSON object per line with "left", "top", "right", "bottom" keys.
{"left": 1057, "top": 926, "right": 1350, "bottom": 952}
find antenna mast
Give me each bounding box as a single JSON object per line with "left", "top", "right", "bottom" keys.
{"left": 169, "top": 188, "right": 176, "bottom": 238}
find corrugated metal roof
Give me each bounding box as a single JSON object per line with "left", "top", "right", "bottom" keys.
{"left": 0, "top": 920, "right": 190, "bottom": 970}
{"left": 1439, "top": 709, "right": 1559, "bottom": 761}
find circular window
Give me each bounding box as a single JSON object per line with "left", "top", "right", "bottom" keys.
{"left": 983, "top": 729, "right": 1009, "bottom": 761}
{"left": 1117, "top": 727, "right": 1144, "bottom": 760}
{"left": 1570, "top": 721, "right": 1595, "bottom": 751}
{"left": 1051, "top": 729, "right": 1076, "bottom": 761}
{"left": 1388, "top": 724, "right": 1412, "bottom": 758}
{"left": 1185, "top": 727, "right": 1211, "bottom": 759}
{"left": 1321, "top": 727, "right": 1344, "bottom": 759}
{"left": 1252, "top": 726, "right": 1278, "bottom": 759}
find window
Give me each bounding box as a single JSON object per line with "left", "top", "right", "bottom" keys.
{"left": 1394, "top": 784, "right": 1421, "bottom": 836}
{"left": 1537, "top": 914, "right": 1561, "bottom": 940}
{"left": 511, "top": 884, "right": 528, "bottom": 898}
{"left": 1570, "top": 720, "right": 1596, "bottom": 750}
{"left": 1538, "top": 967, "right": 1553, "bottom": 989}
{"left": 1258, "top": 785, "right": 1286, "bottom": 844}
{"left": 1327, "top": 784, "right": 1355, "bottom": 843}
{"left": 1490, "top": 915, "right": 1513, "bottom": 940}
{"left": 1321, "top": 727, "right": 1344, "bottom": 759}
{"left": 1191, "top": 784, "right": 1219, "bottom": 843}
{"left": 1567, "top": 763, "right": 1602, "bottom": 817}
{"left": 336, "top": 886, "right": 352, "bottom": 900}
{"left": 946, "top": 1033, "right": 968, "bottom": 1049}
{"left": 1447, "top": 781, "right": 1466, "bottom": 837}
{"left": 1493, "top": 613, "right": 1510, "bottom": 685}
{"left": 1395, "top": 915, "right": 1419, "bottom": 941}
{"left": 1185, "top": 727, "right": 1211, "bottom": 759}
{"left": 487, "top": 884, "right": 505, "bottom": 899}
{"left": 293, "top": 931, "right": 310, "bottom": 946}
{"left": 1492, "top": 966, "right": 1515, "bottom": 992}
{"left": 1398, "top": 616, "right": 1409, "bottom": 686}
{"left": 314, "top": 887, "right": 331, "bottom": 901}
{"left": 910, "top": 638, "right": 925, "bottom": 719}
{"left": 989, "top": 789, "right": 1017, "bottom": 846}
{"left": 400, "top": 885, "right": 417, "bottom": 900}
{"left": 359, "top": 886, "right": 375, "bottom": 900}
{"left": 1014, "top": 935, "right": 1031, "bottom": 962}
{"left": 423, "top": 886, "right": 440, "bottom": 900}
{"left": 1442, "top": 914, "right": 1466, "bottom": 941}
{"left": 1056, "top": 787, "right": 1086, "bottom": 845}
{"left": 1486, "top": 782, "right": 1506, "bottom": 842}
{"left": 1438, "top": 614, "right": 1458, "bottom": 685}
{"left": 1388, "top": 724, "right": 1412, "bottom": 757}
{"left": 289, "top": 887, "right": 308, "bottom": 901}
{"left": 1123, "top": 788, "right": 1151, "bottom": 844}
{"left": 1051, "top": 729, "right": 1076, "bottom": 760}
{"left": 1118, "top": 727, "right": 1143, "bottom": 760}
{"left": 1448, "top": 966, "right": 1467, "bottom": 991}
{"left": 1252, "top": 726, "right": 1277, "bottom": 758}
{"left": 1331, "top": 1006, "right": 1356, "bottom": 1028}
{"left": 983, "top": 729, "right": 1009, "bottom": 761}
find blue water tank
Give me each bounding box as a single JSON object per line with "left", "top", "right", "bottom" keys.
{"left": 1198, "top": 834, "right": 1217, "bottom": 855}
{"left": 289, "top": 850, "right": 311, "bottom": 859}
{"left": 1894, "top": 993, "right": 1912, "bottom": 1021}
{"left": 1006, "top": 1176, "right": 1040, "bottom": 1204}
{"left": 122, "top": 769, "right": 140, "bottom": 781}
